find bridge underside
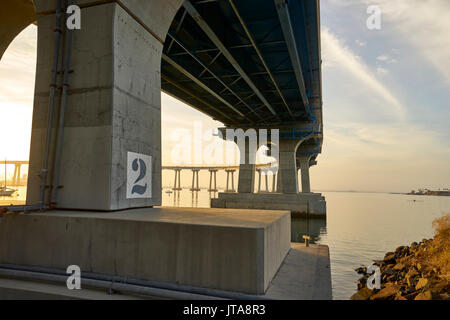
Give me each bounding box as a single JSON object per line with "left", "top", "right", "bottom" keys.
{"left": 162, "top": 0, "right": 323, "bottom": 129}
{"left": 0, "top": 0, "right": 324, "bottom": 214}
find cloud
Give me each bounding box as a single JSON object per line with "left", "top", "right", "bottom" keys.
{"left": 376, "top": 54, "right": 397, "bottom": 64}
{"left": 376, "top": 67, "right": 389, "bottom": 76}
{"left": 315, "top": 120, "right": 450, "bottom": 192}
{"left": 362, "top": 0, "right": 450, "bottom": 84}
{"left": 321, "top": 28, "right": 406, "bottom": 120}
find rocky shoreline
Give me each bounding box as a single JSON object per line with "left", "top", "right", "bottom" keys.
{"left": 351, "top": 215, "right": 450, "bottom": 300}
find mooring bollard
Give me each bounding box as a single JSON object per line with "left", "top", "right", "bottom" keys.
{"left": 303, "top": 235, "right": 311, "bottom": 247}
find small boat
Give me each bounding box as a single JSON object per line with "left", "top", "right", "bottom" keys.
{"left": 165, "top": 190, "right": 173, "bottom": 194}
{"left": 1, "top": 159, "right": 16, "bottom": 196}
{"left": 0, "top": 186, "right": 15, "bottom": 197}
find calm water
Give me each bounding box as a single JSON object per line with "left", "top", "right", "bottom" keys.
{"left": 162, "top": 189, "right": 450, "bottom": 300}
{"left": 4, "top": 187, "right": 449, "bottom": 299}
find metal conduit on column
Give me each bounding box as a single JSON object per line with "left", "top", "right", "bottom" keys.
{"left": 51, "top": 0, "right": 74, "bottom": 207}
{"left": 39, "top": 0, "right": 63, "bottom": 210}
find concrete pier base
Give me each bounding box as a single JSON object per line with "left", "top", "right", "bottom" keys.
{"left": 0, "top": 207, "right": 291, "bottom": 295}
{"left": 211, "top": 193, "right": 327, "bottom": 217}
{"left": 0, "top": 242, "right": 331, "bottom": 300}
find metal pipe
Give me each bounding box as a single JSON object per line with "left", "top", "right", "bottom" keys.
{"left": 0, "top": 204, "right": 46, "bottom": 213}
{"left": 51, "top": 0, "right": 74, "bottom": 206}
{"left": 0, "top": 264, "right": 270, "bottom": 300}
{"left": 39, "top": 0, "right": 63, "bottom": 210}
{"left": 0, "top": 268, "right": 216, "bottom": 300}
{"left": 162, "top": 54, "right": 251, "bottom": 121}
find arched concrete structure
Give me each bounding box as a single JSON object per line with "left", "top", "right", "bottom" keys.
{"left": 0, "top": 0, "right": 37, "bottom": 60}
{"left": 296, "top": 139, "right": 321, "bottom": 193}
{"left": 1, "top": 0, "right": 325, "bottom": 215}
{"left": 25, "top": 0, "right": 184, "bottom": 210}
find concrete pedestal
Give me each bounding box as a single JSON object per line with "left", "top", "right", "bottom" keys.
{"left": 211, "top": 193, "right": 327, "bottom": 216}
{"left": 0, "top": 207, "right": 290, "bottom": 295}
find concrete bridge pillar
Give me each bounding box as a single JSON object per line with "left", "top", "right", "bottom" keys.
{"left": 237, "top": 140, "right": 256, "bottom": 193}
{"left": 208, "top": 169, "right": 218, "bottom": 192}
{"left": 26, "top": 0, "right": 184, "bottom": 210}
{"left": 225, "top": 169, "right": 236, "bottom": 192}
{"left": 299, "top": 156, "right": 312, "bottom": 193}
{"left": 172, "top": 169, "right": 182, "bottom": 191}
{"left": 272, "top": 173, "right": 277, "bottom": 193}
{"left": 190, "top": 169, "right": 200, "bottom": 191}
{"left": 256, "top": 168, "right": 269, "bottom": 193}
{"left": 277, "top": 140, "right": 302, "bottom": 194}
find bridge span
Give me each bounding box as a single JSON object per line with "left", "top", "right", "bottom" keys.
{"left": 0, "top": 0, "right": 331, "bottom": 299}
{"left": 2, "top": 0, "right": 324, "bottom": 214}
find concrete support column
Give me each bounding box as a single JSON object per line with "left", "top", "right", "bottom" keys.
{"left": 208, "top": 169, "right": 218, "bottom": 192}
{"left": 256, "top": 168, "right": 270, "bottom": 193}
{"left": 12, "top": 165, "right": 17, "bottom": 186}
{"left": 27, "top": 1, "right": 184, "bottom": 210}
{"left": 17, "top": 165, "right": 21, "bottom": 186}
{"left": 277, "top": 140, "right": 302, "bottom": 194}
{"left": 237, "top": 140, "right": 256, "bottom": 193}
{"left": 173, "top": 169, "right": 182, "bottom": 191}
{"left": 272, "top": 173, "right": 277, "bottom": 193}
{"left": 299, "top": 156, "right": 312, "bottom": 193}
{"left": 225, "top": 169, "right": 236, "bottom": 192}
{"left": 256, "top": 168, "right": 262, "bottom": 193}
{"left": 190, "top": 169, "right": 200, "bottom": 191}
{"left": 265, "top": 172, "right": 269, "bottom": 192}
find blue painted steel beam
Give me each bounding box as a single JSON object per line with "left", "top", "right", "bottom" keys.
{"left": 274, "top": 0, "right": 311, "bottom": 120}
{"left": 166, "top": 32, "right": 264, "bottom": 122}
{"left": 228, "top": 0, "right": 295, "bottom": 121}
{"left": 183, "top": 0, "right": 278, "bottom": 117}
{"left": 162, "top": 54, "right": 251, "bottom": 121}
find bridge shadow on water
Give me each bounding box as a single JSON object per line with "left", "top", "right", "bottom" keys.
{"left": 291, "top": 216, "right": 327, "bottom": 244}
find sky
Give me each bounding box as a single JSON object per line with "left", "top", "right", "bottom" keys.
{"left": 0, "top": 0, "right": 449, "bottom": 193}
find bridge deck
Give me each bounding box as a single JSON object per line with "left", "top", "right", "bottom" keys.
{"left": 162, "top": 0, "right": 322, "bottom": 130}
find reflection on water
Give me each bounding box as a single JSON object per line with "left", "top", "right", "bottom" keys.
{"left": 291, "top": 217, "right": 326, "bottom": 243}
{"left": 163, "top": 189, "right": 450, "bottom": 300}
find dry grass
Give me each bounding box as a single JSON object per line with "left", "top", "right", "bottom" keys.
{"left": 417, "top": 214, "right": 450, "bottom": 278}
{"left": 430, "top": 214, "right": 450, "bottom": 276}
